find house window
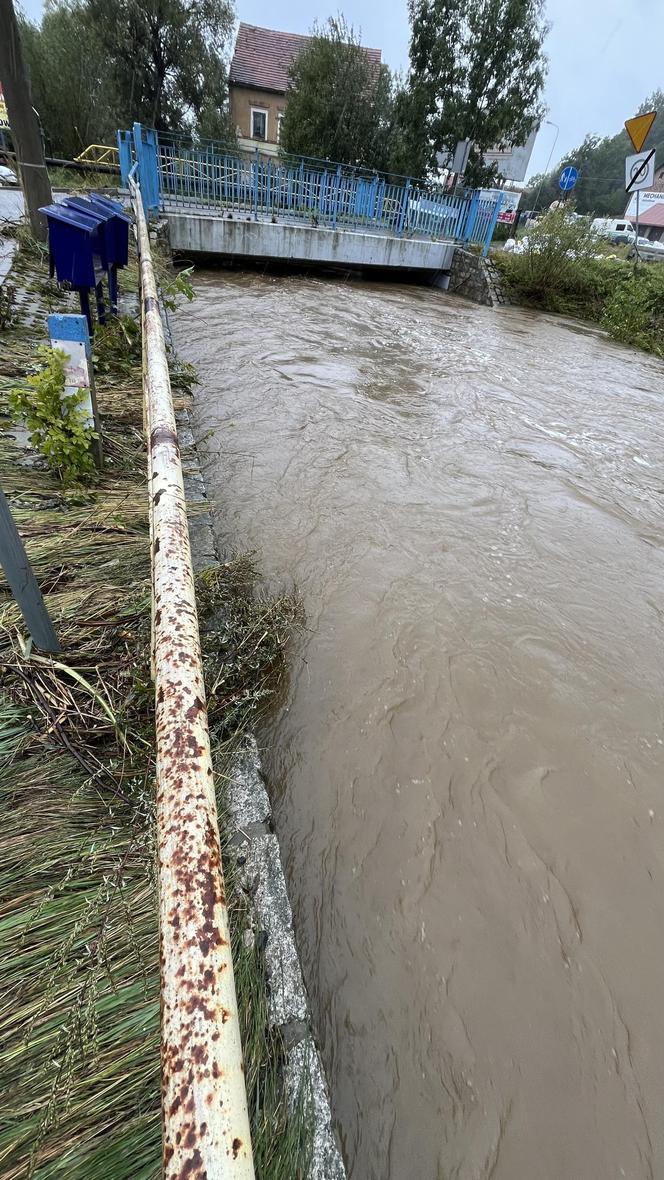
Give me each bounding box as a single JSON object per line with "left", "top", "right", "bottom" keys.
{"left": 251, "top": 108, "right": 268, "bottom": 141}
{"left": 277, "top": 112, "right": 285, "bottom": 144}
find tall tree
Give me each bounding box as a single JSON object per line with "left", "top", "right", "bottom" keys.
{"left": 0, "top": 0, "right": 52, "bottom": 239}
{"left": 19, "top": 1, "right": 117, "bottom": 160}
{"left": 85, "top": 0, "right": 235, "bottom": 131}
{"left": 522, "top": 90, "right": 664, "bottom": 217}
{"left": 402, "top": 0, "right": 548, "bottom": 185}
{"left": 281, "top": 16, "right": 394, "bottom": 171}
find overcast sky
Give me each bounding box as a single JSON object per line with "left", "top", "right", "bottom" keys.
{"left": 19, "top": 0, "right": 664, "bottom": 180}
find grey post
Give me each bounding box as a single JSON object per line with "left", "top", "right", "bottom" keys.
{"left": 0, "top": 487, "right": 60, "bottom": 652}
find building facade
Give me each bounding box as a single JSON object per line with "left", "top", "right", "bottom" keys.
{"left": 228, "top": 23, "right": 381, "bottom": 156}
{"left": 624, "top": 164, "right": 664, "bottom": 241}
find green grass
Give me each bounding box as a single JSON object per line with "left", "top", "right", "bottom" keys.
{"left": 0, "top": 233, "right": 311, "bottom": 1178}
{"left": 47, "top": 167, "right": 120, "bottom": 192}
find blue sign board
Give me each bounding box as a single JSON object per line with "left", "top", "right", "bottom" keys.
{"left": 559, "top": 166, "right": 578, "bottom": 191}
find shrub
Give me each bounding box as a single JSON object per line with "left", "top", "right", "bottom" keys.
{"left": 9, "top": 346, "right": 98, "bottom": 483}
{"left": 493, "top": 208, "right": 605, "bottom": 307}
{"left": 602, "top": 265, "right": 664, "bottom": 357}
{"left": 492, "top": 207, "right": 664, "bottom": 356}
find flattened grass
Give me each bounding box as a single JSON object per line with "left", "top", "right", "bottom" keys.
{"left": 0, "top": 237, "right": 310, "bottom": 1178}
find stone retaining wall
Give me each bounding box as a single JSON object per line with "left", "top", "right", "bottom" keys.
{"left": 446, "top": 247, "right": 510, "bottom": 307}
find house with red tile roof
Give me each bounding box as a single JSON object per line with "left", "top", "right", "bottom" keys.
{"left": 624, "top": 164, "right": 664, "bottom": 242}
{"left": 228, "top": 23, "right": 381, "bottom": 153}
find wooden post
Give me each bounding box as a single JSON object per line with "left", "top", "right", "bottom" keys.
{"left": 0, "top": 0, "right": 52, "bottom": 241}
{"left": 0, "top": 487, "right": 60, "bottom": 652}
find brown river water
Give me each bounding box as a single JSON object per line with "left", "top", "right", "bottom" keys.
{"left": 174, "top": 272, "right": 664, "bottom": 1180}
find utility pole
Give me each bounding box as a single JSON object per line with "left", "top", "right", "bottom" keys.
{"left": 0, "top": 0, "right": 52, "bottom": 240}
{"left": 533, "top": 119, "right": 559, "bottom": 213}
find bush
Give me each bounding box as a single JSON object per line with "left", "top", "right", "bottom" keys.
{"left": 9, "top": 346, "right": 98, "bottom": 483}
{"left": 492, "top": 207, "right": 664, "bottom": 356}
{"left": 602, "top": 265, "right": 664, "bottom": 357}
{"left": 493, "top": 208, "right": 603, "bottom": 305}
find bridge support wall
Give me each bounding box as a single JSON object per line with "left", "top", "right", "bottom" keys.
{"left": 166, "top": 213, "right": 456, "bottom": 275}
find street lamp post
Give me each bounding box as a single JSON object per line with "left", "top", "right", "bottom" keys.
{"left": 533, "top": 119, "right": 559, "bottom": 212}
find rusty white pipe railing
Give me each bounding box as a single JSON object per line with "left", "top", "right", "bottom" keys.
{"left": 128, "top": 172, "right": 256, "bottom": 1179}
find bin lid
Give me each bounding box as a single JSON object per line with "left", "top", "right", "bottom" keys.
{"left": 64, "top": 196, "right": 114, "bottom": 227}
{"left": 91, "top": 193, "right": 132, "bottom": 224}
{"left": 39, "top": 203, "right": 100, "bottom": 232}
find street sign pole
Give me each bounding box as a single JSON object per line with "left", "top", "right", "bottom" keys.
{"left": 624, "top": 109, "right": 657, "bottom": 266}
{"left": 559, "top": 166, "right": 578, "bottom": 196}
{"left": 624, "top": 148, "right": 656, "bottom": 263}
{"left": 0, "top": 487, "right": 60, "bottom": 652}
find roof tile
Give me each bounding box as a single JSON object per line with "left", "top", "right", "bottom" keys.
{"left": 229, "top": 22, "right": 381, "bottom": 95}
{"left": 638, "top": 202, "right": 664, "bottom": 228}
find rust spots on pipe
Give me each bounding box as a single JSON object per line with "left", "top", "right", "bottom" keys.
{"left": 129, "top": 177, "right": 255, "bottom": 1179}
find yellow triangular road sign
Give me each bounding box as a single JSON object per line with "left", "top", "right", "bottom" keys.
{"left": 625, "top": 111, "right": 657, "bottom": 153}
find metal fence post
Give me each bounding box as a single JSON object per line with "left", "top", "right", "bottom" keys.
{"left": 132, "top": 123, "right": 160, "bottom": 215}
{"left": 252, "top": 148, "right": 259, "bottom": 219}
{"left": 482, "top": 192, "right": 504, "bottom": 255}
{"left": 0, "top": 488, "right": 60, "bottom": 652}
{"left": 397, "top": 178, "right": 411, "bottom": 236}
{"left": 117, "top": 130, "right": 134, "bottom": 187}
{"left": 332, "top": 167, "right": 342, "bottom": 229}
{"left": 462, "top": 189, "right": 480, "bottom": 246}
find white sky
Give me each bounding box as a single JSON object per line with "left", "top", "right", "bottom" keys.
{"left": 19, "top": 0, "right": 664, "bottom": 180}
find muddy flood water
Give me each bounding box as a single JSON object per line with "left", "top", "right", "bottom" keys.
{"left": 174, "top": 273, "right": 664, "bottom": 1180}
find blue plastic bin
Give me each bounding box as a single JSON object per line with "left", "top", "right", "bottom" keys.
{"left": 40, "top": 203, "right": 107, "bottom": 330}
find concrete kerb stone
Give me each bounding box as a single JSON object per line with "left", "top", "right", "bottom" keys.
{"left": 176, "top": 372, "right": 347, "bottom": 1180}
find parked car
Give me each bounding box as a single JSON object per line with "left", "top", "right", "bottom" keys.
{"left": 591, "top": 217, "right": 635, "bottom": 245}
{"left": 519, "top": 209, "right": 541, "bottom": 229}
{"left": 629, "top": 235, "right": 664, "bottom": 262}
{"left": 0, "top": 163, "right": 18, "bottom": 186}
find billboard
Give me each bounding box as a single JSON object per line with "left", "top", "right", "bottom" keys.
{"left": 483, "top": 129, "right": 538, "bottom": 183}
{"left": 480, "top": 188, "right": 522, "bottom": 225}
{"left": 624, "top": 189, "right": 664, "bottom": 218}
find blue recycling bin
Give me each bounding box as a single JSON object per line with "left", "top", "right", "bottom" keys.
{"left": 63, "top": 195, "right": 130, "bottom": 312}
{"left": 40, "top": 203, "right": 107, "bottom": 331}
{"left": 90, "top": 194, "right": 131, "bottom": 267}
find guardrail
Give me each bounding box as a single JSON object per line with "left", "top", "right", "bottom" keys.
{"left": 120, "top": 124, "right": 503, "bottom": 255}
{"left": 128, "top": 166, "right": 256, "bottom": 1179}
{"left": 74, "top": 143, "right": 120, "bottom": 168}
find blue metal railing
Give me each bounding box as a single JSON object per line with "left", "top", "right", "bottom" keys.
{"left": 119, "top": 124, "right": 502, "bottom": 255}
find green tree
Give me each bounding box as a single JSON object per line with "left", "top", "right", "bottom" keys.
{"left": 281, "top": 16, "right": 395, "bottom": 170}
{"left": 196, "top": 95, "right": 236, "bottom": 143}
{"left": 18, "top": 1, "right": 117, "bottom": 159}
{"left": 18, "top": 0, "right": 236, "bottom": 155}
{"left": 401, "top": 0, "right": 548, "bottom": 184}
{"left": 522, "top": 91, "right": 664, "bottom": 217}
{"left": 84, "top": 0, "right": 235, "bottom": 131}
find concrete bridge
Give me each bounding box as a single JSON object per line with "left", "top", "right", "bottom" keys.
{"left": 119, "top": 123, "right": 503, "bottom": 281}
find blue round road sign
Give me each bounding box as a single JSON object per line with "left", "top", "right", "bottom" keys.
{"left": 559, "top": 166, "right": 578, "bottom": 191}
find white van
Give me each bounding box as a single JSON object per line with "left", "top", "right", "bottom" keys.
{"left": 592, "top": 217, "right": 635, "bottom": 244}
